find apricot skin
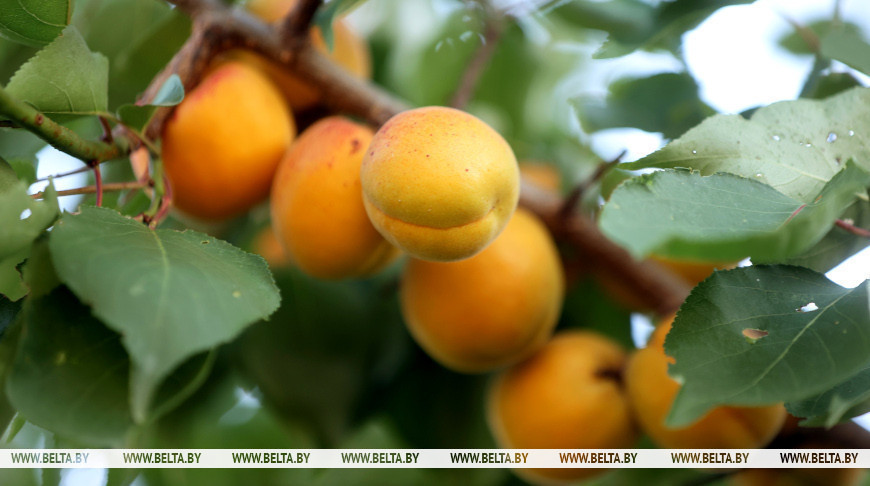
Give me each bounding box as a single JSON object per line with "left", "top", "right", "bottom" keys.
{"left": 361, "top": 106, "right": 520, "bottom": 262}
{"left": 243, "top": 0, "right": 370, "bottom": 111}
{"left": 400, "top": 209, "right": 563, "bottom": 373}
{"left": 270, "top": 117, "right": 398, "bottom": 279}
{"left": 162, "top": 61, "right": 294, "bottom": 220}
{"left": 488, "top": 331, "right": 638, "bottom": 484}
{"left": 625, "top": 317, "right": 787, "bottom": 449}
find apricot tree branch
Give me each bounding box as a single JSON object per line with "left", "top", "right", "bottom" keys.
{"left": 280, "top": 0, "right": 322, "bottom": 44}
{"left": 519, "top": 179, "right": 691, "bottom": 315}
{"left": 0, "top": 85, "right": 125, "bottom": 163}
{"left": 31, "top": 180, "right": 148, "bottom": 199}
{"left": 449, "top": 2, "right": 506, "bottom": 109}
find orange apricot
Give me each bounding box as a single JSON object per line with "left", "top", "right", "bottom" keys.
{"left": 161, "top": 61, "right": 295, "bottom": 220}
{"left": 270, "top": 116, "right": 397, "bottom": 279}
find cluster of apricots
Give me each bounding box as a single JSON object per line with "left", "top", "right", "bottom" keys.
{"left": 159, "top": 2, "right": 811, "bottom": 485}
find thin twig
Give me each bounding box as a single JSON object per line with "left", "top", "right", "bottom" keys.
{"left": 449, "top": 2, "right": 506, "bottom": 109}
{"left": 0, "top": 120, "right": 16, "bottom": 128}
{"left": 36, "top": 165, "right": 93, "bottom": 182}
{"left": 836, "top": 219, "right": 870, "bottom": 238}
{"left": 91, "top": 161, "right": 103, "bottom": 207}
{"left": 559, "top": 150, "right": 626, "bottom": 218}
{"left": 280, "top": 0, "right": 322, "bottom": 45}
{"left": 0, "top": 86, "right": 125, "bottom": 163}
{"left": 31, "top": 180, "right": 148, "bottom": 199}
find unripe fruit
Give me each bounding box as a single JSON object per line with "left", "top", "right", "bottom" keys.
{"left": 361, "top": 106, "right": 520, "bottom": 262}
{"left": 162, "top": 61, "right": 295, "bottom": 220}
{"left": 270, "top": 117, "right": 398, "bottom": 279}
{"left": 625, "top": 316, "right": 787, "bottom": 449}
{"left": 244, "top": 0, "right": 370, "bottom": 111}
{"left": 400, "top": 209, "right": 563, "bottom": 372}
{"left": 488, "top": 331, "right": 638, "bottom": 484}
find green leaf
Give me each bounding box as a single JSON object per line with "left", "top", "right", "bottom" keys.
{"left": 0, "top": 0, "right": 69, "bottom": 47}
{"left": 5, "top": 25, "right": 108, "bottom": 115}
{"left": 623, "top": 87, "right": 870, "bottom": 203}
{"left": 5, "top": 287, "right": 133, "bottom": 446}
{"left": 664, "top": 265, "right": 870, "bottom": 426}
{"left": 784, "top": 199, "right": 870, "bottom": 273}
{"left": 574, "top": 72, "right": 713, "bottom": 139}
{"left": 313, "top": 0, "right": 366, "bottom": 51}
{"left": 803, "top": 72, "right": 863, "bottom": 101}
{"left": 117, "top": 74, "right": 184, "bottom": 132}
{"left": 591, "top": 0, "right": 754, "bottom": 59}
{"left": 0, "top": 157, "right": 16, "bottom": 190}
{"left": 787, "top": 365, "right": 870, "bottom": 428}
{"left": 821, "top": 28, "right": 870, "bottom": 77}
{"left": 0, "top": 180, "right": 58, "bottom": 300}
{"left": 599, "top": 162, "right": 870, "bottom": 261}
{"left": 778, "top": 20, "right": 864, "bottom": 55}
{"left": 48, "top": 207, "right": 280, "bottom": 423}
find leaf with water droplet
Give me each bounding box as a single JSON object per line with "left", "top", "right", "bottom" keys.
{"left": 599, "top": 161, "right": 870, "bottom": 261}
{"left": 665, "top": 265, "right": 870, "bottom": 427}
{"left": 623, "top": 87, "right": 870, "bottom": 203}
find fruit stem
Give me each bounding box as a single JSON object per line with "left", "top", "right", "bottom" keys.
{"left": 0, "top": 85, "right": 126, "bottom": 163}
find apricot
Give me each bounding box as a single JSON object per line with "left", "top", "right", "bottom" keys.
{"left": 251, "top": 226, "right": 290, "bottom": 269}
{"left": 162, "top": 61, "right": 294, "bottom": 220}
{"left": 361, "top": 106, "right": 520, "bottom": 262}
{"left": 651, "top": 255, "right": 737, "bottom": 287}
{"left": 270, "top": 116, "right": 398, "bottom": 279}
{"left": 400, "top": 209, "right": 562, "bottom": 372}
{"left": 519, "top": 162, "right": 561, "bottom": 193}
{"left": 488, "top": 331, "right": 638, "bottom": 484}
{"left": 625, "top": 316, "right": 787, "bottom": 449}
{"left": 243, "top": 0, "right": 370, "bottom": 111}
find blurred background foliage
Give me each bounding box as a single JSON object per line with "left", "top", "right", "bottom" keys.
{"left": 1, "top": 0, "right": 869, "bottom": 484}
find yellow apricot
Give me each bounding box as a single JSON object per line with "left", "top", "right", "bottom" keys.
{"left": 243, "top": 0, "right": 370, "bottom": 111}
{"left": 488, "top": 331, "right": 638, "bottom": 484}
{"left": 251, "top": 226, "right": 290, "bottom": 269}
{"left": 162, "top": 61, "right": 295, "bottom": 220}
{"left": 270, "top": 117, "right": 398, "bottom": 279}
{"left": 361, "top": 106, "right": 520, "bottom": 262}
{"left": 519, "top": 162, "right": 561, "bottom": 193}
{"left": 625, "top": 316, "right": 787, "bottom": 449}
{"left": 651, "top": 255, "right": 737, "bottom": 287}
{"left": 400, "top": 209, "right": 562, "bottom": 372}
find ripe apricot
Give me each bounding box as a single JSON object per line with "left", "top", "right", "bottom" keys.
{"left": 251, "top": 226, "right": 290, "bottom": 269}
{"left": 519, "top": 162, "right": 561, "bottom": 193}
{"left": 651, "top": 255, "right": 737, "bottom": 287}
{"left": 400, "top": 209, "right": 562, "bottom": 372}
{"left": 162, "top": 61, "right": 294, "bottom": 220}
{"left": 270, "top": 116, "right": 398, "bottom": 279}
{"left": 361, "top": 106, "right": 519, "bottom": 262}
{"left": 243, "top": 0, "right": 370, "bottom": 111}
{"left": 625, "top": 316, "right": 787, "bottom": 449}
{"left": 488, "top": 331, "right": 638, "bottom": 483}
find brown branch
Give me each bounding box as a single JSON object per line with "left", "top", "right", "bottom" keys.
{"left": 836, "top": 219, "right": 870, "bottom": 238}
{"left": 559, "top": 150, "right": 626, "bottom": 218}
{"left": 280, "top": 0, "right": 322, "bottom": 44}
{"left": 449, "top": 2, "right": 506, "bottom": 109}
{"left": 31, "top": 180, "right": 148, "bottom": 199}
{"left": 36, "top": 164, "right": 93, "bottom": 182}
{"left": 520, "top": 178, "right": 691, "bottom": 316}
{"left": 142, "top": 4, "right": 406, "bottom": 140}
